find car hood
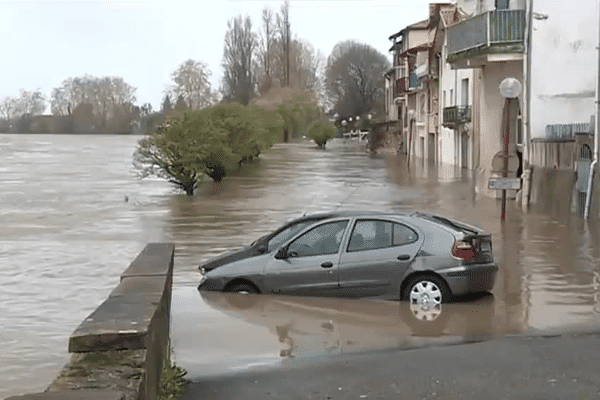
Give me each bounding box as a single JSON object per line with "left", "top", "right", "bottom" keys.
{"left": 200, "top": 246, "right": 264, "bottom": 271}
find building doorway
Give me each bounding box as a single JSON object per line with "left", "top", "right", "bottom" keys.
{"left": 461, "top": 130, "right": 469, "bottom": 169}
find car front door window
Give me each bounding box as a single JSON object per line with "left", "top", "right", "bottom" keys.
{"left": 287, "top": 221, "right": 348, "bottom": 257}
{"left": 268, "top": 220, "right": 315, "bottom": 252}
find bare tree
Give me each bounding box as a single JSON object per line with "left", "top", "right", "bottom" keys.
{"left": 256, "top": 6, "right": 277, "bottom": 94}
{"left": 221, "top": 15, "right": 257, "bottom": 105}
{"left": 289, "top": 39, "right": 321, "bottom": 90}
{"left": 276, "top": 0, "right": 291, "bottom": 87}
{"left": 0, "top": 96, "right": 18, "bottom": 122}
{"left": 325, "top": 40, "right": 390, "bottom": 118}
{"left": 16, "top": 89, "right": 46, "bottom": 115}
{"left": 170, "top": 59, "right": 213, "bottom": 110}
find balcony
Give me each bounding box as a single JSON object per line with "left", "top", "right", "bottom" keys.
{"left": 442, "top": 106, "right": 471, "bottom": 128}
{"left": 446, "top": 9, "right": 525, "bottom": 68}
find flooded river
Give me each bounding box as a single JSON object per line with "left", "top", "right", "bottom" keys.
{"left": 1, "top": 134, "right": 600, "bottom": 397}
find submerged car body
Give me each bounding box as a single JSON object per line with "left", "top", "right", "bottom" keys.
{"left": 198, "top": 211, "right": 497, "bottom": 305}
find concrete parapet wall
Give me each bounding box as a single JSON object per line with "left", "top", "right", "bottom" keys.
{"left": 528, "top": 166, "right": 576, "bottom": 215}
{"left": 6, "top": 243, "right": 175, "bottom": 400}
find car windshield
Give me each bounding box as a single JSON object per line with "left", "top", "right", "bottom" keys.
{"left": 267, "top": 220, "right": 317, "bottom": 252}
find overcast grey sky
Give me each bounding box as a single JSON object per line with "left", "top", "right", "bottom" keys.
{"left": 1, "top": 0, "right": 431, "bottom": 111}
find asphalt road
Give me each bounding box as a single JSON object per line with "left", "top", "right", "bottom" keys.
{"left": 183, "top": 332, "right": 600, "bottom": 400}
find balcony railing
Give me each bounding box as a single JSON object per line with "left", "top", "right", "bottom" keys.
{"left": 447, "top": 9, "right": 525, "bottom": 59}
{"left": 442, "top": 106, "right": 471, "bottom": 127}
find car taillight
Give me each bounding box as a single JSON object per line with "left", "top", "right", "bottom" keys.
{"left": 452, "top": 240, "right": 476, "bottom": 261}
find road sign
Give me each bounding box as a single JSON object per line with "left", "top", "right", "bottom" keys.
{"left": 491, "top": 152, "right": 519, "bottom": 173}
{"left": 488, "top": 177, "right": 521, "bottom": 190}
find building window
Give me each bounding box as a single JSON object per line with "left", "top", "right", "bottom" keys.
{"left": 516, "top": 105, "right": 523, "bottom": 145}
{"left": 449, "top": 89, "right": 454, "bottom": 106}
{"left": 461, "top": 78, "right": 469, "bottom": 107}
{"left": 496, "top": 0, "right": 509, "bottom": 9}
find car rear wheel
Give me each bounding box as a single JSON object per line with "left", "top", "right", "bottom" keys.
{"left": 225, "top": 282, "right": 258, "bottom": 294}
{"left": 403, "top": 275, "right": 451, "bottom": 307}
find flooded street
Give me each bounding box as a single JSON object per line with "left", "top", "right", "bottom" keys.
{"left": 2, "top": 134, "right": 600, "bottom": 398}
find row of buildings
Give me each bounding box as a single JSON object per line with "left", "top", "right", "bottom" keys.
{"left": 381, "top": 0, "right": 600, "bottom": 217}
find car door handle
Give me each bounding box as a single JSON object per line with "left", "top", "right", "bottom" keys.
{"left": 397, "top": 254, "right": 411, "bottom": 261}
{"left": 321, "top": 262, "right": 334, "bottom": 268}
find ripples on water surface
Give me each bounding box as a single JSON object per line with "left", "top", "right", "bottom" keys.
{"left": 1, "top": 135, "right": 600, "bottom": 397}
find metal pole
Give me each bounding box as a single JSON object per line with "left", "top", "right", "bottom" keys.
{"left": 584, "top": 1, "right": 600, "bottom": 219}
{"left": 501, "top": 98, "right": 511, "bottom": 222}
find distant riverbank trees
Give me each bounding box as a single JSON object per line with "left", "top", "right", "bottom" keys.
{"left": 0, "top": 76, "right": 140, "bottom": 134}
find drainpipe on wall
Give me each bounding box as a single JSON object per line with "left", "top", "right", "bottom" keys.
{"left": 521, "top": 0, "right": 534, "bottom": 211}
{"left": 583, "top": 2, "right": 600, "bottom": 219}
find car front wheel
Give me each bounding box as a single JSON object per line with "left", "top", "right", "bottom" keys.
{"left": 225, "top": 282, "right": 259, "bottom": 294}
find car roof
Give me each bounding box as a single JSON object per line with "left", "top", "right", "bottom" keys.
{"left": 291, "top": 210, "right": 485, "bottom": 235}
{"left": 289, "top": 210, "right": 414, "bottom": 223}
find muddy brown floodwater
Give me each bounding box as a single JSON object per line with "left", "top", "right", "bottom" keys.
{"left": 1, "top": 135, "right": 599, "bottom": 397}
{"left": 169, "top": 139, "right": 600, "bottom": 381}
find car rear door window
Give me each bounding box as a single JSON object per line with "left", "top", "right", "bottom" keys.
{"left": 287, "top": 220, "right": 348, "bottom": 257}
{"left": 347, "top": 220, "right": 393, "bottom": 252}
{"left": 393, "top": 223, "right": 418, "bottom": 246}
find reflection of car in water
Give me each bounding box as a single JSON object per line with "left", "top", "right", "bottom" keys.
{"left": 198, "top": 211, "right": 497, "bottom": 309}
{"left": 200, "top": 291, "right": 496, "bottom": 358}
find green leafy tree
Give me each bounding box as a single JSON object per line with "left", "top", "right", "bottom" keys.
{"left": 248, "top": 104, "right": 284, "bottom": 147}
{"left": 133, "top": 112, "right": 236, "bottom": 195}
{"left": 308, "top": 119, "right": 337, "bottom": 148}
{"left": 206, "top": 104, "right": 263, "bottom": 165}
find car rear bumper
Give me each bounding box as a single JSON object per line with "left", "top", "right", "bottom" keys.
{"left": 438, "top": 262, "right": 498, "bottom": 296}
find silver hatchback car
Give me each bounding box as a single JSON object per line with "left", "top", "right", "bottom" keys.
{"left": 198, "top": 211, "right": 497, "bottom": 307}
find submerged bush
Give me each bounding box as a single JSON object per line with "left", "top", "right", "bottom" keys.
{"left": 308, "top": 120, "right": 338, "bottom": 148}
{"left": 133, "top": 104, "right": 286, "bottom": 195}
{"left": 133, "top": 111, "right": 237, "bottom": 195}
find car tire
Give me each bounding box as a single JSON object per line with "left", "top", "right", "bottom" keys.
{"left": 225, "top": 282, "right": 259, "bottom": 294}
{"left": 403, "top": 275, "right": 451, "bottom": 305}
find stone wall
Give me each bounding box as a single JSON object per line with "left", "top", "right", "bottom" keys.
{"left": 7, "top": 243, "right": 175, "bottom": 400}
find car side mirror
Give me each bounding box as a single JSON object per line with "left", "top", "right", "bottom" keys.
{"left": 256, "top": 242, "right": 268, "bottom": 254}
{"left": 274, "top": 247, "right": 288, "bottom": 259}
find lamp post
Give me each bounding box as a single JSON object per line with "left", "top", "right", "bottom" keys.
{"left": 499, "top": 77, "right": 522, "bottom": 222}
